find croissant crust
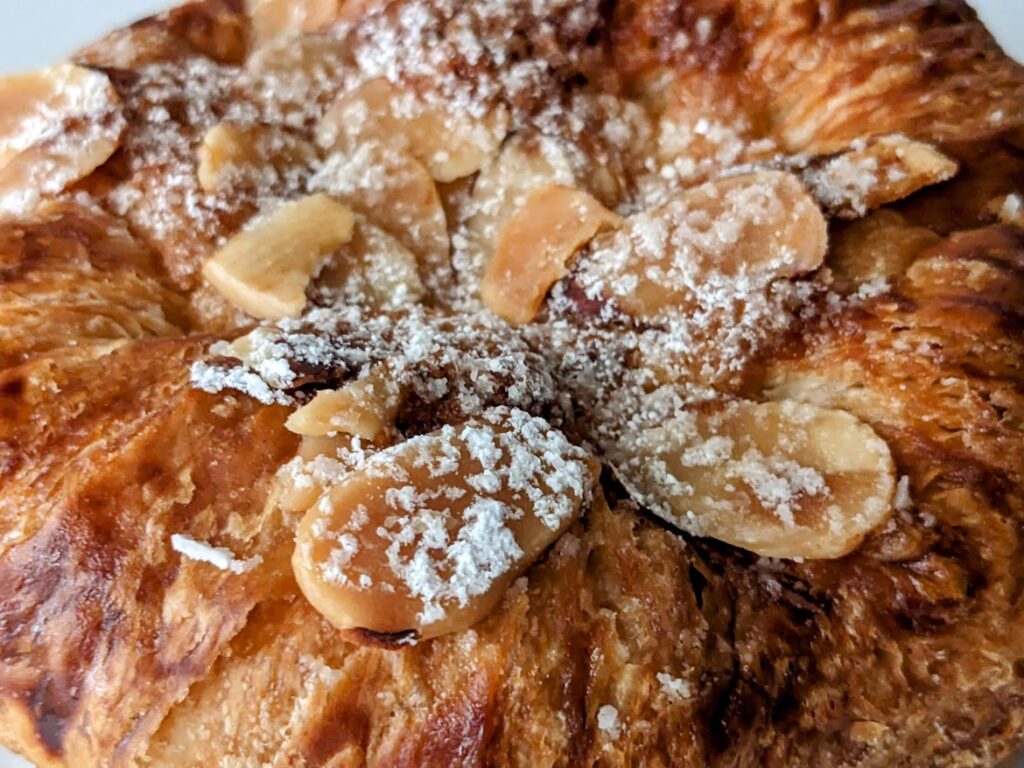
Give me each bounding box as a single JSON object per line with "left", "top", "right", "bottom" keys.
{"left": 1, "top": 1, "right": 1024, "bottom": 767}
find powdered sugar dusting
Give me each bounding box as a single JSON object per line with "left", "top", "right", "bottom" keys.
{"left": 171, "top": 533, "right": 262, "bottom": 574}
{"left": 597, "top": 704, "right": 621, "bottom": 737}
{"left": 657, "top": 672, "right": 692, "bottom": 700}
{"left": 803, "top": 142, "right": 880, "bottom": 217}
{"left": 23, "top": 0, "right": 920, "bottom": 616}
{"left": 307, "top": 407, "right": 596, "bottom": 626}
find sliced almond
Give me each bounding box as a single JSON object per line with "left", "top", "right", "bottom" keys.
{"left": 196, "top": 122, "right": 318, "bottom": 194}
{"left": 654, "top": 73, "right": 774, "bottom": 177}
{"left": 903, "top": 254, "right": 1024, "bottom": 305}
{"left": 276, "top": 431, "right": 368, "bottom": 515}
{"left": 202, "top": 194, "right": 355, "bottom": 320}
{"left": 317, "top": 220, "right": 425, "bottom": 310}
{"left": 616, "top": 400, "right": 895, "bottom": 559}
{"left": 578, "top": 171, "right": 827, "bottom": 318}
{"left": 293, "top": 407, "right": 598, "bottom": 641}
{"left": 318, "top": 78, "right": 509, "bottom": 183}
{"left": 248, "top": 0, "right": 342, "bottom": 47}
{"left": 482, "top": 184, "right": 621, "bottom": 324}
{"left": 312, "top": 141, "right": 450, "bottom": 295}
{"left": 214, "top": 327, "right": 278, "bottom": 372}
{"left": 0, "top": 63, "right": 124, "bottom": 213}
{"left": 460, "top": 134, "right": 577, "bottom": 287}
{"left": 286, "top": 370, "right": 403, "bottom": 441}
{"left": 804, "top": 135, "right": 958, "bottom": 219}
{"left": 467, "top": 135, "right": 577, "bottom": 240}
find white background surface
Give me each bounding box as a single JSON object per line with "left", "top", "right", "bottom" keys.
{"left": 0, "top": 1, "right": 1020, "bottom": 767}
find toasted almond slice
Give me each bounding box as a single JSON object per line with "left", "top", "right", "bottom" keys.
{"left": 460, "top": 134, "right": 577, "bottom": 285}
{"left": 276, "top": 431, "right": 368, "bottom": 515}
{"left": 829, "top": 210, "right": 941, "bottom": 286}
{"left": 317, "top": 220, "right": 425, "bottom": 310}
{"left": 318, "top": 78, "right": 509, "bottom": 183}
{"left": 293, "top": 407, "right": 599, "bottom": 641}
{"left": 286, "top": 370, "right": 403, "bottom": 441}
{"left": 616, "top": 400, "right": 895, "bottom": 559}
{"left": 248, "top": 0, "right": 342, "bottom": 46}
{"left": 215, "top": 327, "right": 275, "bottom": 372}
{"left": 560, "top": 92, "right": 656, "bottom": 209}
{"left": 196, "top": 122, "right": 318, "bottom": 194}
{"left": 578, "top": 171, "right": 827, "bottom": 318}
{"left": 467, "top": 135, "right": 577, "bottom": 241}
{"left": 481, "top": 184, "right": 621, "bottom": 324}
{"left": 202, "top": 194, "right": 355, "bottom": 320}
{"left": 804, "top": 135, "right": 958, "bottom": 219}
{"left": 312, "top": 141, "right": 450, "bottom": 295}
{"left": 0, "top": 63, "right": 124, "bottom": 213}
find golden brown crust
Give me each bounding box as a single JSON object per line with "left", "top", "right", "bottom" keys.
{"left": 609, "top": 0, "right": 1024, "bottom": 151}
{"left": 0, "top": 201, "right": 188, "bottom": 369}
{"left": 0, "top": 334, "right": 298, "bottom": 765}
{"left": 0, "top": 1, "right": 1023, "bottom": 766}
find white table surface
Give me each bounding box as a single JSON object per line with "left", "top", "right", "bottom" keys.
{"left": 0, "top": 1, "right": 1021, "bottom": 766}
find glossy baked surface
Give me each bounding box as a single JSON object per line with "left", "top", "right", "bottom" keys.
{"left": 0, "top": 1, "right": 1022, "bottom": 766}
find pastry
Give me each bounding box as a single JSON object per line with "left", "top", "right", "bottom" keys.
{"left": 1, "top": 0, "right": 1023, "bottom": 765}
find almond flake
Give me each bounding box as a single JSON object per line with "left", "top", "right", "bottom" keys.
{"left": 292, "top": 407, "right": 598, "bottom": 641}
{"left": 482, "top": 184, "right": 621, "bottom": 324}
{"left": 804, "top": 135, "right": 958, "bottom": 218}
{"left": 318, "top": 77, "right": 509, "bottom": 182}
{"left": 614, "top": 400, "right": 895, "bottom": 559}
{"left": 312, "top": 141, "right": 450, "bottom": 297}
{"left": 249, "top": 0, "right": 342, "bottom": 47}
{"left": 202, "top": 194, "right": 355, "bottom": 320}
{"left": 196, "top": 122, "right": 317, "bottom": 194}
{"left": 286, "top": 368, "right": 402, "bottom": 441}
{"left": 578, "top": 171, "right": 827, "bottom": 318}
{"left": 0, "top": 63, "right": 125, "bottom": 213}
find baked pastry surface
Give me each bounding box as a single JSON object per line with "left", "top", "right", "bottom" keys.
{"left": 0, "top": 1, "right": 1023, "bottom": 766}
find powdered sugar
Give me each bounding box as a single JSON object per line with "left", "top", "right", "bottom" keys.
{"left": 597, "top": 704, "right": 621, "bottom": 737}
{"left": 730, "top": 449, "right": 828, "bottom": 528}
{"left": 171, "top": 533, "right": 262, "bottom": 574}
{"left": 120, "top": 0, "right": 911, "bottom": 603}
{"left": 656, "top": 672, "right": 692, "bottom": 700}
{"left": 804, "top": 147, "right": 880, "bottom": 216}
